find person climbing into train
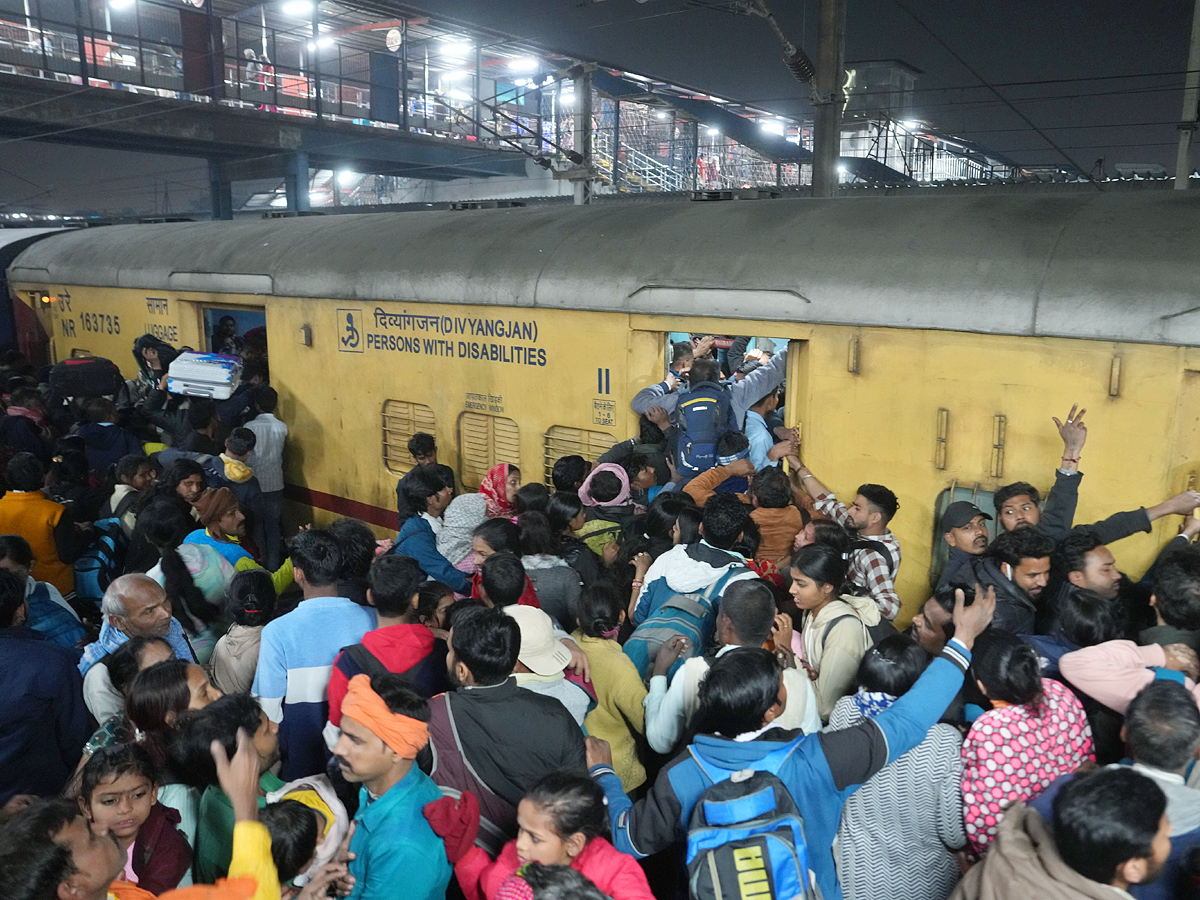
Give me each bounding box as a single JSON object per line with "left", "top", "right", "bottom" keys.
{"left": 743, "top": 387, "right": 792, "bottom": 472}
{"left": 630, "top": 343, "right": 788, "bottom": 432}
{"left": 790, "top": 454, "right": 902, "bottom": 622}
{"left": 670, "top": 357, "right": 740, "bottom": 480}
{"left": 392, "top": 465, "right": 470, "bottom": 596}
{"left": 395, "top": 433, "right": 456, "bottom": 524}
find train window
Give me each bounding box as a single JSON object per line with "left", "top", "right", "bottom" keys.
{"left": 458, "top": 412, "right": 521, "bottom": 490}
{"left": 929, "top": 484, "right": 998, "bottom": 586}
{"left": 381, "top": 400, "right": 437, "bottom": 475}
{"left": 543, "top": 426, "right": 618, "bottom": 486}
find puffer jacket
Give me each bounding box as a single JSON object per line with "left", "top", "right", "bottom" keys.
{"left": 956, "top": 554, "right": 1038, "bottom": 635}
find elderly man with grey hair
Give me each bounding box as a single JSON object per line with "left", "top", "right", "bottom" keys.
{"left": 78, "top": 574, "right": 195, "bottom": 722}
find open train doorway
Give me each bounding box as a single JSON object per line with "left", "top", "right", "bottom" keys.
{"left": 203, "top": 306, "right": 267, "bottom": 359}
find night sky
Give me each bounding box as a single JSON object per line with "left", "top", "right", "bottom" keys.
{"left": 1, "top": 0, "right": 1194, "bottom": 215}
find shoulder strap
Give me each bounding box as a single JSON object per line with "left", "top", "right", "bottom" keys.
{"left": 342, "top": 642, "right": 389, "bottom": 679}
{"left": 113, "top": 490, "right": 139, "bottom": 521}
{"left": 851, "top": 539, "right": 895, "bottom": 574}
{"left": 706, "top": 564, "right": 747, "bottom": 600}
{"left": 821, "top": 614, "right": 860, "bottom": 652}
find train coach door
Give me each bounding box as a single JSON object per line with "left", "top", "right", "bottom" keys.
{"left": 1172, "top": 369, "right": 1200, "bottom": 506}
{"left": 785, "top": 339, "right": 809, "bottom": 458}
{"left": 202, "top": 306, "right": 267, "bottom": 357}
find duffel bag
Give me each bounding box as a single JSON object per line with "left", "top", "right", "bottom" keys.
{"left": 49, "top": 356, "right": 124, "bottom": 398}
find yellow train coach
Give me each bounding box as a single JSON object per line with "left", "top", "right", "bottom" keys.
{"left": 8, "top": 191, "right": 1200, "bottom": 623}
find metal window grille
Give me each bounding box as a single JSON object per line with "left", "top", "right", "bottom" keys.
{"left": 458, "top": 412, "right": 521, "bottom": 489}
{"left": 542, "top": 426, "right": 617, "bottom": 486}
{"left": 381, "top": 400, "right": 436, "bottom": 475}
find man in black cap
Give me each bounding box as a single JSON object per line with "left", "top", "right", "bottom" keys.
{"left": 939, "top": 527, "right": 1054, "bottom": 635}
{"left": 938, "top": 500, "right": 992, "bottom": 591}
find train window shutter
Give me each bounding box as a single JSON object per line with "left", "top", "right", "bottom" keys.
{"left": 381, "top": 400, "right": 437, "bottom": 475}
{"left": 458, "top": 413, "right": 521, "bottom": 490}
{"left": 543, "top": 426, "right": 617, "bottom": 486}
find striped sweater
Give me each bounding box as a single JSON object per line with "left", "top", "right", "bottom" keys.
{"left": 251, "top": 595, "right": 375, "bottom": 779}
{"left": 828, "top": 694, "right": 966, "bottom": 900}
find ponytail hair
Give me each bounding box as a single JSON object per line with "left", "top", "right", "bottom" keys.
{"left": 224, "top": 568, "right": 276, "bottom": 627}
{"left": 573, "top": 582, "right": 623, "bottom": 638}
{"left": 141, "top": 500, "right": 214, "bottom": 624}
{"left": 972, "top": 629, "right": 1044, "bottom": 711}
{"left": 790, "top": 542, "right": 848, "bottom": 592}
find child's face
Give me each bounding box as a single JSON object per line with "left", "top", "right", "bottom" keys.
{"left": 129, "top": 465, "right": 154, "bottom": 492}
{"left": 514, "top": 799, "right": 582, "bottom": 867}
{"left": 84, "top": 773, "right": 156, "bottom": 845}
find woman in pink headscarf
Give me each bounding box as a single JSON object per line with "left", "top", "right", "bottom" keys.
{"left": 479, "top": 463, "right": 521, "bottom": 519}
{"left": 575, "top": 463, "right": 639, "bottom": 558}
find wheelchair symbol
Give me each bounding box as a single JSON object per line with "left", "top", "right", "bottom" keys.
{"left": 337, "top": 309, "right": 363, "bottom": 353}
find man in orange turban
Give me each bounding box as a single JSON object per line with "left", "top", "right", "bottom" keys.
{"left": 331, "top": 673, "right": 451, "bottom": 900}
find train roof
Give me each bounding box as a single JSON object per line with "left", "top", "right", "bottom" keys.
{"left": 9, "top": 192, "right": 1200, "bottom": 347}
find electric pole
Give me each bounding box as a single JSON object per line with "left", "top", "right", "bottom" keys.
{"left": 1175, "top": 0, "right": 1200, "bottom": 189}
{"left": 811, "top": 0, "right": 847, "bottom": 198}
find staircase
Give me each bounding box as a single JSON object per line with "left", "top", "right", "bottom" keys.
{"left": 593, "top": 130, "right": 689, "bottom": 193}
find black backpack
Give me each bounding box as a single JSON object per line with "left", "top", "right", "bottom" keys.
{"left": 49, "top": 356, "right": 125, "bottom": 398}
{"left": 821, "top": 611, "right": 899, "bottom": 650}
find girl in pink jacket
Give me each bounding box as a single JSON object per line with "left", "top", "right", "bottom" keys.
{"left": 440, "top": 772, "right": 654, "bottom": 900}
{"left": 962, "top": 630, "right": 1094, "bottom": 854}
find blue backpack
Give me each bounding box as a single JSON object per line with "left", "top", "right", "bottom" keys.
{"left": 623, "top": 566, "right": 746, "bottom": 679}
{"left": 677, "top": 381, "right": 736, "bottom": 477}
{"left": 75, "top": 517, "right": 128, "bottom": 606}
{"left": 686, "top": 743, "right": 824, "bottom": 900}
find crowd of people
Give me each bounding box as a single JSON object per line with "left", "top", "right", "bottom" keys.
{"left": 2, "top": 331, "right": 1200, "bottom": 900}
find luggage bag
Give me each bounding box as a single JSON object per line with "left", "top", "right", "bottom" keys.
{"left": 48, "top": 356, "right": 125, "bottom": 398}
{"left": 166, "top": 352, "right": 243, "bottom": 399}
